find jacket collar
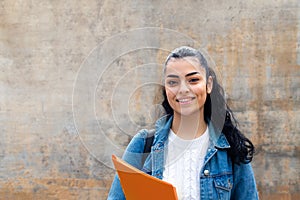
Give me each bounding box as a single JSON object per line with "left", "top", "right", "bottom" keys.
{"left": 208, "top": 121, "right": 231, "bottom": 149}
{"left": 153, "top": 115, "right": 173, "bottom": 144}
{"left": 154, "top": 115, "right": 230, "bottom": 149}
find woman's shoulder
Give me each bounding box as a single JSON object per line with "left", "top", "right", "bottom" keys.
{"left": 124, "top": 129, "right": 152, "bottom": 152}
{"left": 125, "top": 115, "right": 172, "bottom": 153}
{"left": 122, "top": 128, "right": 157, "bottom": 168}
{"left": 132, "top": 128, "right": 149, "bottom": 139}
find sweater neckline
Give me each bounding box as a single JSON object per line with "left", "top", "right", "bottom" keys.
{"left": 168, "top": 126, "right": 209, "bottom": 149}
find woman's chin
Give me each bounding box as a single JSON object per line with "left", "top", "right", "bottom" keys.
{"left": 174, "top": 109, "right": 201, "bottom": 117}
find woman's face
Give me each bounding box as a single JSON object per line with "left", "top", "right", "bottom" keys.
{"left": 164, "top": 57, "right": 213, "bottom": 117}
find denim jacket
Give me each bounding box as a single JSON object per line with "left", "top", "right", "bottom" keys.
{"left": 108, "top": 115, "right": 259, "bottom": 200}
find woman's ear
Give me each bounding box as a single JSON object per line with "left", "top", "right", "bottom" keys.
{"left": 207, "top": 76, "right": 213, "bottom": 94}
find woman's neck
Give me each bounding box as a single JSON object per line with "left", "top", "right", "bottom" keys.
{"left": 171, "top": 111, "right": 207, "bottom": 140}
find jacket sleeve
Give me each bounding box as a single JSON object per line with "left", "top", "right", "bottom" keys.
{"left": 231, "top": 163, "right": 259, "bottom": 200}
{"left": 107, "top": 129, "right": 148, "bottom": 200}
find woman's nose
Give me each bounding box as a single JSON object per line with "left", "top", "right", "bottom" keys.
{"left": 179, "top": 81, "right": 190, "bottom": 93}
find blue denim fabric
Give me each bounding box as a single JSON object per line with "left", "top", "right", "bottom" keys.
{"left": 107, "top": 115, "right": 259, "bottom": 200}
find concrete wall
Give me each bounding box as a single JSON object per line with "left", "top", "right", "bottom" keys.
{"left": 0, "top": 0, "right": 299, "bottom": 199}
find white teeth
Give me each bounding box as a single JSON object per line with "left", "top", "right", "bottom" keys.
{"left": 179, "top": 99, "right": 190, "bottom": 102}
{"left": 177, "top": 98, "right": 194, "bottom": 103}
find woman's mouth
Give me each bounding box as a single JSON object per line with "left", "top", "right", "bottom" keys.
{"left": 176, "top": 97, "right": 196, "bottom": 105}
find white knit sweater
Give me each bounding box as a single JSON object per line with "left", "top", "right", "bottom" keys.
{"left": 162, "top": 127, "right": 209, "bottom": 200}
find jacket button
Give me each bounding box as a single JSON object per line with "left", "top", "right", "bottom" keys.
{"left": 204, "top": 170, "right": 210, "bottom": 176}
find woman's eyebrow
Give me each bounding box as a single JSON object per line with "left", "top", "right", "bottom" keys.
{"left": 166, "top": 74, "right": 179, "bottom": 78}
{"left": 185, "top": 72, "right": 200, "bottom": 77}
{"left": 166, "top": 72, "right": 200, "bottom": 78}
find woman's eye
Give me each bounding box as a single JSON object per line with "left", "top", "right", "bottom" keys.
{"left": 189, "top": 78, "right": 200, "bottom": 83}
{"left": 167, "top": 80, "right": 178, "bottom": 86}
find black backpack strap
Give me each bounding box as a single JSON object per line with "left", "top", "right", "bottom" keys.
{"left": 141, "top": 129, "right": 155, "bottom": 165}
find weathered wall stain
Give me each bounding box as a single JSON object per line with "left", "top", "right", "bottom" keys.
{"left": 0, "top": 178, "right": 111, "bottom": 200}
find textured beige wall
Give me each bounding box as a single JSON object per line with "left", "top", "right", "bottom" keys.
{"left": 0, "top": 0, "right": 299, "bottom": 199}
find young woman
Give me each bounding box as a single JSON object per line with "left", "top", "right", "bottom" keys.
{"left": 108, "top": 46, "right": 258, "bottom": 199}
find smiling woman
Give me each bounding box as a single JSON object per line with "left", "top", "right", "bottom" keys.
{"left": 108, "top": 46, "right": 258, "bottom": 200}
{"left": 164, "top": 57, "right": 212, "bottom": 140}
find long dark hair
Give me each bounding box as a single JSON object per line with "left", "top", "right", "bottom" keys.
{"left": 162, "top": 46, "right": 254, "bottom": 164}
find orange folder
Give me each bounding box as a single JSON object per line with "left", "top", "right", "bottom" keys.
{"left": 112, "top": 155, "right": 178, "bottom": 200}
